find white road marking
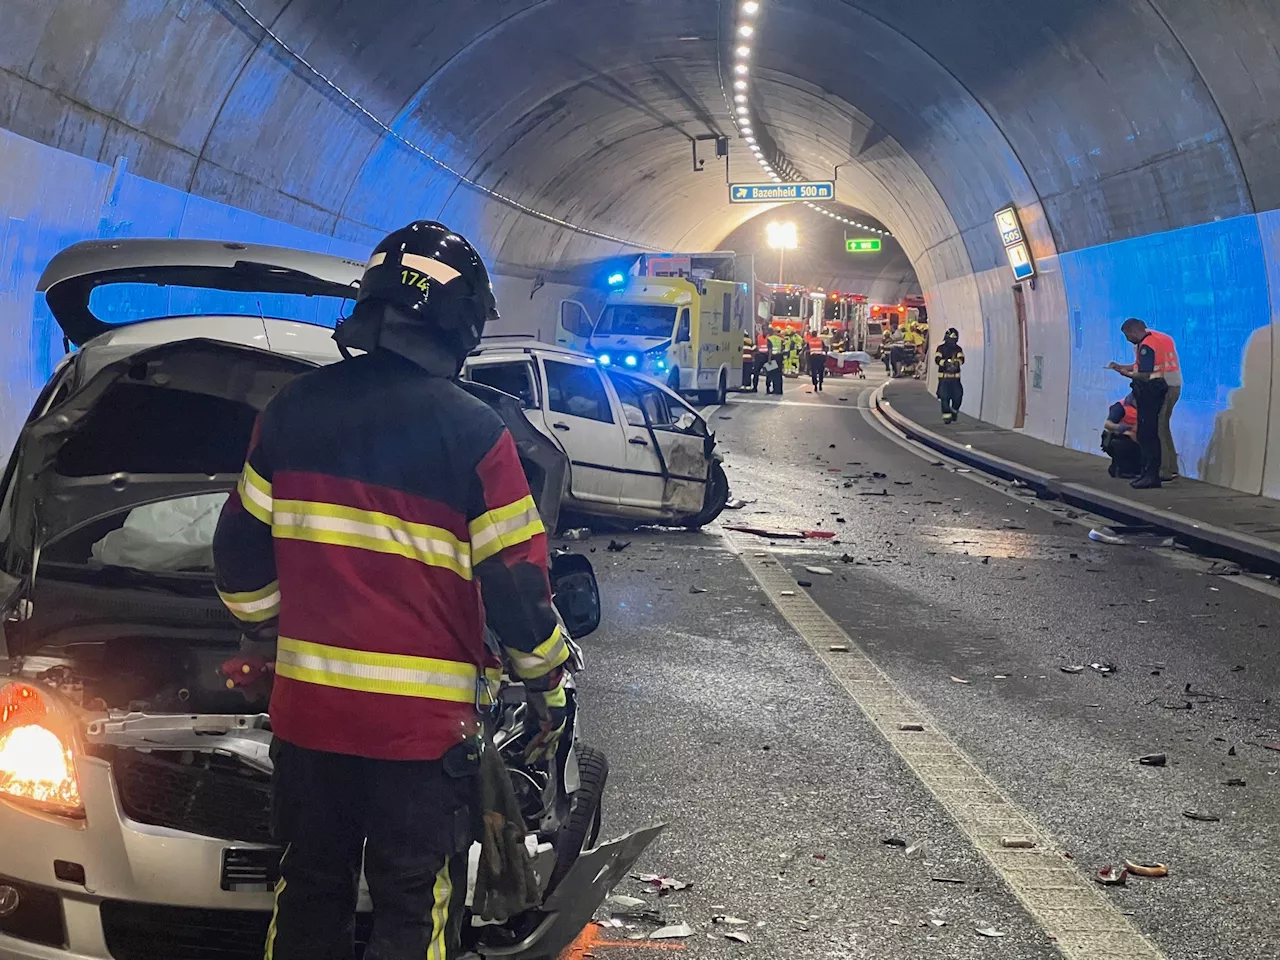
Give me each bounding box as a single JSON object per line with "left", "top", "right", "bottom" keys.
{"left": 724, "top": 397, "right": 853, "bottom": 409}
{"left": 726, "top": 532, "right": 1168, "bottom": 960}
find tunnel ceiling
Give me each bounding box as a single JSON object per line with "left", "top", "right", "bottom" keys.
{"left": 3, "top": 0, "right": 1277, "bottom": 279}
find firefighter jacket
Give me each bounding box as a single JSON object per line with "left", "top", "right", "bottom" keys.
{"left": 934, "top": 340, "right": 965, "bottom": 379}
{"left": 212, "top": 350, "right": 567, "bottom": 761}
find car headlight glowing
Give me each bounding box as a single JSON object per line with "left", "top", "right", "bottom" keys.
{"left": 0, "top": 682, "right": 83, "bottom": 817}
{"left": 597, "top": 353, "right": 612, "bottom": 366}
{"left": 624, "top": 354, "right": 638, "bottom": 367}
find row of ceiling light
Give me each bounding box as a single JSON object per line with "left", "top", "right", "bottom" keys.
{"left": 803, "top": 200, "right": 891, "bottom": 237}
{"left": 732, "top": 2, "right": 893, "bottom": 239}
{"left": 732, "top": 2, "right": 782, "bottom": 183}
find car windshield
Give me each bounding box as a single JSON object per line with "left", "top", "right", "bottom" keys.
{"left": 595, "top": 303, "right": 677, "bottom": 338}
{"left": 88, "top": 282, "right": 354, "bottom": 328}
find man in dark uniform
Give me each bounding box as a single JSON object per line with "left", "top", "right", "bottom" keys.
{"left": 1102, "top": 392, "right": 1142, "bottom": 479}
{"left": 933, "top": 327, "right": 965, "bottom": 424}
{"left": 213, "top": 222, "right": 568, "bottom": 960}
{"left": 1109, "top": 317, "right": 1177, "bottom": 488}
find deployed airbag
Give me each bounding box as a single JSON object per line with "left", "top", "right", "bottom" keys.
{"left": 92, "top": 494, "right": 229, "bottom": 571}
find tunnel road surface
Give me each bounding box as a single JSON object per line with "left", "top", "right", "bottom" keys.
{"left": 566, "top": 370, "right": 1279, "bottom": 960}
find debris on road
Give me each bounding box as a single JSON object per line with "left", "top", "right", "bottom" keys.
{"left": 1124, "top": 861, "right": 1169, "bottom": 878}
{"left": 1060, "top": 665, "right": 1086, "bottom": 675}
{"left": 1000, "top": 836, "right": 1037, "bottom": 849}
{"left": 899, "top": 723, "right": 925, "bottom": 732}
{"left": 797, "top": 579, "right": 814, "bottom": 588}
{"left": 1096, "top": 866, "right": 1128, "bottom": 886}
{"left": 607, "top": 539, "right": 631, "bottom": 552}
{"left": 828, "top": 643, "right": 850, "bottom": 652}
{"left": 723, "top": 931, "right": 752, "bottom": 944}
{"left": 562, "top": 528, "right": 592, "bottom": 541}
{"left": 975, "top": 927, "right": 1006, "bottom": 938}
{"left": 689, "top": 586, "right": 708, "bottom": 594}
{"left": 1090, "top": 661, "right": 1118, "bottom": 676}
{"left": 805, "top": 565, "right": 834, "bottom": 575}
{"left": 1138, "top": 753, "right": 1167, "bottom": 767}
{"left": 950, "top": 676, "right": 970, "bottom": 684}
{"left": 1183, "top": 810, "right": 1221, "bottom": 822}
{"left": 608, "top": 895, "right": 648, "bottom": 909}
{"left": 724, "top": 498, "right": 756, "bottom": 510}
{"left": 650, "top": 923, "right": 695, "bottom": 940}
{"left": 931, "top": 876, "right": 966, "bottom": 884}
{"left": 1223, "top": 778, "right": 1247, "bottom": 787}
{"left": 712, "top": 916, "right": 749, "bottom": 926}
{"left": 634, "top": 873, "right": 693, "bottom": 895}
{"left": 725, "top": 525, "right": 836, "bottom": 539}
{"left": 882, "top": 836, "right": 909, "bottom": 848}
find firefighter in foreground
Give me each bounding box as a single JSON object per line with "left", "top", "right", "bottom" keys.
{"left": 212, "top": 222, "right": 568, "bottom": 960}
{"left": 934, "top": 327, "right": 965, "bottom": 423}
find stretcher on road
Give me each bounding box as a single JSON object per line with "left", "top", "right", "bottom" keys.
{"left": 827, "top": 351, "right": 872, "bottom": 377}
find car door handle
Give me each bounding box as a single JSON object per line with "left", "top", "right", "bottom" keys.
{"left": 629, "top": 436, "right": 649, "bottom": 446}
{"left": 552, "top": 422, "right": 571, "bottom": 431}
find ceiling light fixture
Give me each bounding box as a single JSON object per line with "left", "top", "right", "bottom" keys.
{"left": 736, "top": 45, "right": 751, "bottom": 57}
{"left": 734, "top": 64, "right": 748, "bottom": 75}
{"left": 739, "top": 25, "right": 754, "bottom": 37}
{"left": 742, "top": 1, "right": 760, "bottom": 14}
{"left": 735, "top": 94, "right": 747, "bottom": 103}
{"left": 734, "top": 80, "right": 747, "bottom": 91}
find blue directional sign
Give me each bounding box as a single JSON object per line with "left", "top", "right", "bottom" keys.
{"left": 729, "top": 181, "right": 835, "bottom": 204}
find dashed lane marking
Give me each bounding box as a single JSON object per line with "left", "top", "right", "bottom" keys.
{"left": 726, "top": 533, "right": 1168, "bottom": 960}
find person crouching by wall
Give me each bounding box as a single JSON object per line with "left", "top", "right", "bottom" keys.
{"left": 1102, "top": 392, "right": 1142, "bottom": 479}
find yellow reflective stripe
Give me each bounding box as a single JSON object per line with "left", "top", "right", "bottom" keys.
{"left": 264, "top": 846, "right": 288, "bottom": 960}
{"left": 238, "top": 463, "right": 273, "bottom": 525}
{"left": 470, "top": 495, "right": 545, "bottom": 564}
{"left": 427, "top": 860, "right": 453, "bottom": 960}
{"left": 275, "top": 636, "right": 484, "bottom": 703}
{"left": 272, "top": 500, "right": 471, "bottom": 579}
{"left": 507, "top": 624, "right": 569, "bottom": 680}
{"left": 540, "top": 684, "right": 567, "bottom": 708}
{"left": 218, "top": 581, "right": 281, "bottom": 623}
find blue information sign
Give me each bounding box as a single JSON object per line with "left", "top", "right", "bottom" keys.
{"left": 730, "top": 181, "right": 835, "bottom": 203}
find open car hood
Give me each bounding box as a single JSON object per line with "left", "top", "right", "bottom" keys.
{"left": 0, "top": 339, "right": 567, "bottom": 640}
{"left": 38, "top": 239, "right": 365, "bottom": 347}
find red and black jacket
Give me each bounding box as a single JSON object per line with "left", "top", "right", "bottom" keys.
{"left": 212, "top": 350, "right": 566, "bottom": 760}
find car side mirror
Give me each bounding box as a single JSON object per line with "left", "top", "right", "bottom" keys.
{"left": 550, "top": 551, "right": 601, "bottom": 638}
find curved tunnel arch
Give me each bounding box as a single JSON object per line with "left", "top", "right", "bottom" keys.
{"left": 0, "top": 0, "right": 1277, "bottom": 491}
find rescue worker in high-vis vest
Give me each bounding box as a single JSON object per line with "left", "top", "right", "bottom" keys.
{"left": 785, "top": 332, "right": 802, "bottom": 377}
{"left": 766, "top": 330, "right": 785, "bottom": 394}
{"left": 934, "top": 327, "right": 965, "bottom": 423}
{"left": 1102, "top": 392, "right": 1141, "bottom": 479}
{"left": 1109, "top": 317, "right": 1181, "bottom": 488}
{"left": 742, "top": 331, "right": 756, "bottom": 388}
{"left": 752, "top": 329, "right": 770, "bottom": 391}
{"left": 212, "top": 222, "right": 568, "bottom": 960}
{"left": 808, "top": 333, "right": 829, "bottom": 392}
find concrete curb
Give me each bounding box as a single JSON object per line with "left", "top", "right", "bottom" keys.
{"left": 873, "top": 385, "right": 1280, "bottom": 573}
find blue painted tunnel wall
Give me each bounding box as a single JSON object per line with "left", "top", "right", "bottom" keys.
{"left": 2, "top": 122, "right": 1280, "bottom": 498}
{"left": 1060, "top": 213, "right": 1278, "bottom": 492}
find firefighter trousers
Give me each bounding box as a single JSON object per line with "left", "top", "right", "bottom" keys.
{"left": 938, "top": 379, "right": 963, "bottom": 423}
{"left": 266, "top": 739, "right": 478, "bottom": 960}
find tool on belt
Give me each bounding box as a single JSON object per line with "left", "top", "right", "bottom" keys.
{"left": 471, "top": 735, "right": 541, "bottom": 922}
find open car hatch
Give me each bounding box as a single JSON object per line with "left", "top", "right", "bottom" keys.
{"left": 37, "top": 239, "right": 364, "bottom": 347}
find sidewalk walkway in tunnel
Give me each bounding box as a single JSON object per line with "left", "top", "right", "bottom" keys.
{"left": 878, "top": 379, "right": 1280, "bottom": 571}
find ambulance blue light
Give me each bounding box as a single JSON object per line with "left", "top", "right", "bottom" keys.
{"left": 607, "top": 272, "right": 625, "bottom": 286}
{"left": 624, "top": 354, "right": 638, "bottom": 367}
{"left": 598, "top": 353, "right": 612, "bottom": 366}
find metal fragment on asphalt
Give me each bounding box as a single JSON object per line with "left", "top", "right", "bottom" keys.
{"left": 650, "top": 923, "right": 695, "bottom": 939}
{"left": 975, "top": 927, "right": 1006, "bottom": 938}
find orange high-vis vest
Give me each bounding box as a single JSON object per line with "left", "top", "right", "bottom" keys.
{"left": 757, "top": 333, "right": 769, "bottom": 351}
{"left": 1121, "top": 396, "right": 1138, "bottom": 428}
{"left": 1137, "top": 330, "right": 1181, "bottom": 384}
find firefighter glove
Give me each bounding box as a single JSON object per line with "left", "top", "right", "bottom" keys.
{"left": 524, "top": 674, "right": 567, "bottom": 766}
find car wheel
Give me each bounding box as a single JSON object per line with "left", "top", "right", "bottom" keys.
{"left": 682, "top": 461, "right": 729, "bottom": 529}
{"left": 547, "top": 745, "right": 609, "bottom": 891}
{"left": 715, "top": 370, "right": 727, "bottom": 405}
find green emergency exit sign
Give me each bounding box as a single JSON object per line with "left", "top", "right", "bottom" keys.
{"left": 846, "top": 238, "right": 882, "bottom": 252}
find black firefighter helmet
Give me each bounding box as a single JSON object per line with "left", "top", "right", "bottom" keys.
{"left": 943, "top": 327, "right": 959, "bottom": 342}
{"left": 335, "top": 221, "right": 499, "bottom": 366}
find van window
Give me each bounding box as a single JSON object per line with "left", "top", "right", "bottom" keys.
{"left": 676, "top": 308, "right": 691, "bottom": 343}
{"left": 722, "top": 293, "right": 731, "bottom": 333}
{"left": 544, "top": 360, "right": 615, "bottom": 423}
{"left": 559, "top": 301, "right": 594, "bottom": 339}
{"left": 468, "top": 361, "right": 538, "bottom": 408}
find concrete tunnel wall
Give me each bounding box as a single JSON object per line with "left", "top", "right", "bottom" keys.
{"left": 0, "top": 0, "right": 1279, "bottom": 495}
